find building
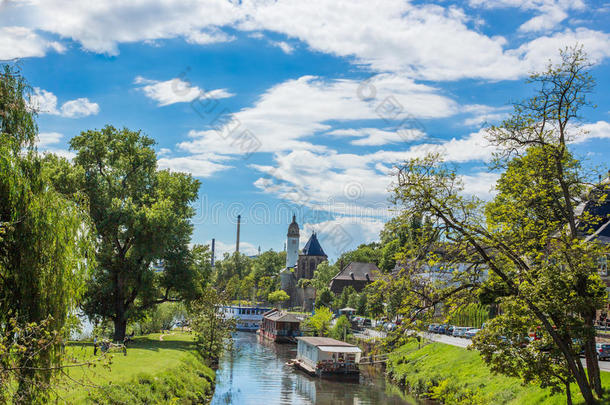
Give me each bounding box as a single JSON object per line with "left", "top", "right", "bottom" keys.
{"left": 293, "top": 337, "right": 361, "bottom": 377}
{"left": 329, "top": 262, "right": 380, "bottom": 294}
{"left": 258, "top": 308, "right": 303, "bottom": 342}
{"left": 220, "top": 305, "right": 271, "bottom": 332}
{"left": 296, "top": 233, "right": 327, "bottom": 280}
{"left": 280, "top": 216, "right": 328, "bottom": 310}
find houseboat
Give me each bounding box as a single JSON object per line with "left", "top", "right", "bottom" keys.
{"left": 291, "top": 337, "right": 362, "bottom": 378}
{"left": 220, "top": 306, "right": 271, "bottom": 332}
{"left": 258, "top": 308, "right": 303, "bottom": 343}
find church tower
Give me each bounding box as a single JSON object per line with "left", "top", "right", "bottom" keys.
{"left": 286, "top": 214, "right": 299, "bottom": 268}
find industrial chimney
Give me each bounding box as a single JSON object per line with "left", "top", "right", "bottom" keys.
{"left": 211, "top": 238, "right": 215, "bottom": 267}
{"left": 236, "top": 215, "right": 241, "bottom": 253}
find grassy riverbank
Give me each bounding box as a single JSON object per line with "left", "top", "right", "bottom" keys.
{"left": 386, "top": 340, "right": 610, "bottom": 405}
{"left": 58, "top": 332, "right": 215, "bottom": 404}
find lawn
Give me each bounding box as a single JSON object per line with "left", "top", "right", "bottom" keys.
{"left": 386, "top": 340, "right": 610, "bottom": 405}
{"left": 58, "top": 331, "right": 209, "bottom": 403}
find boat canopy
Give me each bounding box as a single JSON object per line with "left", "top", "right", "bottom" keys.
{"left": 317, "top": 346, "right": 362, "bottom": 353}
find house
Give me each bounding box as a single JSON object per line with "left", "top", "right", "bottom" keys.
{"left": 329, "top": 262, "right": 380, "bottom": 294}
{"left": 293, "top": 337, "right": 361, "bottom": 377}
{"left": 258, "top": 308, "right": 303, "bottom": 343}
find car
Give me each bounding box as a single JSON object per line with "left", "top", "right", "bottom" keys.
{"left": 596, "top": 343, "right": 610, "bottom": 361}
{"left": 428, "top": 324, "right": 438, "bottom": 333}
{"left": 465, "top": 328, "right": 480, "bottom": 339}
{"left": 453, "top": 327, "right": 467, "bottom": 338}
{"left": 446, "top": 325, "right": 455, "bottom": 335}
{"left": 437, "top": 324, "right": 447, "bottom": 334}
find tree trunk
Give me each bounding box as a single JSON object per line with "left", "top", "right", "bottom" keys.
{"left": 113, "top": 317, "right": 127, "bottom": 342}
{"left": 584, "top": 315, "right": 602, "bottom": 397}
{"left": 566, "top": 381, "right": 572, "bottom": 405}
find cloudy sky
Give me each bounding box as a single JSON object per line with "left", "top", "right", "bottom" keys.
{"left": 3, "top": 0, "right": 610, "bottom": 260}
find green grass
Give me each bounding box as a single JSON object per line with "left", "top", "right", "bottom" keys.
{"left": 57, "top": 332, "right": 215, "bottom": 404}
{"left": 386, "top": 340, "right": 610, "bottom": 405}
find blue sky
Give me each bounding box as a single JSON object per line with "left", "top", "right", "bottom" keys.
{"left": 2, "top": 0, "right": 610, "bottom": 261}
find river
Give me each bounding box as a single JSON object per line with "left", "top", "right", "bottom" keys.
{"left": 211, "top": 332, "right": 419, "bottom": 405}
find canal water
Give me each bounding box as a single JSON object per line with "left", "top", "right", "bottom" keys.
{"left": 211, "top": 332, "right": 419, "bottom": 405}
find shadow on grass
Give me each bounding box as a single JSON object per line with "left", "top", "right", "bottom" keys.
{"left": 68, "top": 335, "right": 195, "bottom": 353}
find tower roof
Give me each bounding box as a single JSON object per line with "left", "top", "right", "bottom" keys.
{"left": 287, "top": 214, "right": 299, "bottom": 237}
{"left": 302, "top": 233, "right": 327, "bottom": 257}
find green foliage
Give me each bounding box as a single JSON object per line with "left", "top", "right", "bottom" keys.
{"left": 311, "top": 260, "right": 339, "bottom": 290}
{"left": 0, "top": 65, "right": 37, "bottom": 152}
{"left": 337, "top": 243, "right": 382, "bottom": 267}
{"left": 66, "top": 125, "right": 202, "bottom": 341}
{"left": 136, "top": 302, "right": 187, "bottom": 334}
{"left": 334, "top": 285, "right": 357, "bottom": 310}
{"left": 315, "top": 287, "right": 334, "bottom": 308}
{"left": 190, "top": 287, "right": 235, "bottom": 366}
{"left": 330, "top": 315, "right": 352, "bottom": 341}
{"left": 0, "top": 65, "right": 95, "bottom": 403}
{"left": 448, "top": 303, "right": 490, "bottom": 328}
{"left": 304, "top": 306, "right": 333, "bottom": 337}
{"left": 267, "top": 290, "right": 290, "bottom": 304}
{"left": 379, "top": 239, "right": 400, "bottom": 273}
{"left": 390, "top": 47, "right": 607, "bottom": 403}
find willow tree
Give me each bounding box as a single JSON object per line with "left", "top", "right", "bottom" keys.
{"left": 391, "top": 47, "right": 607, "bottom": 404}
{"left": 69, "top": 125, "right": 202, "bottom": 341}
{"left": 0, "top": 65, "right": 95, "bottom": 403}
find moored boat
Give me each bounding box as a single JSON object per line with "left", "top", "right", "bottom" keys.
{"left": 221, "top": 305, "right": 271, "bottom": 332}
{"left": 292, "top": 337, "right": 361, "bottom": 378}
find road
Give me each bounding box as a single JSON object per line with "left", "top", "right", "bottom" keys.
{"left": 422, "top": 331, "right": 610, "bottom": 372}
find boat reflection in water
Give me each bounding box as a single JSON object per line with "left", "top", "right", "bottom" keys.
{"left": 211, "top": 331, "right": 419, "bottom": 405}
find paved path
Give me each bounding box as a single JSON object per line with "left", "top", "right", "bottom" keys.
{"left": 422, "top": 331, "right": 610, "bottom": 372}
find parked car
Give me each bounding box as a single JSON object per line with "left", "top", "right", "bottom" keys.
{"left": 445, "top": 325, "right": 455, "bottom": 335}
{"left": 437, "top": 324, "right": 447, "bottom": 334}
{"left": 453, "top": 327, "right": 467, "bottom": 338}
{"left": 428, "top": 324, "right": 438, "bottom": 333}
{"left": 465, "top": 328, "right": 480, "bottom": 339}
{"left": 597, "top": 343, "right": 610, "bottom": 361}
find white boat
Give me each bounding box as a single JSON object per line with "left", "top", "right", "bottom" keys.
{"left": 221, "top": 306, "right": 271, "bottom": 332}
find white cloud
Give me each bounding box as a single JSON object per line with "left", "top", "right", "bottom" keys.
{"left": 468, "top": 0, "right": 585, "bottom": 32}
{"left": 36, "top": 131, "right": 63, "bottom": 147}
{"left": 210, "top": 239, "right": 259, "bottom": 258}
{"left": 461, "top": 172, "right": 500, "bottom": 198}
{"left": 60, "top": 98, "right": 100, "bottom": 118}
{"left": 0, "top": 26, "right": 64, "bottom": 60}
{"left": 302, "top": 216, "right": 386, "bottom": 256}
{"left": 135, "top": 76, "right": 234, "bottom": 106}
{"left": 29, "top": 88, "right": 99, "bottom": 118}
{"left": 270, "top": 40, "right": 294, "bottom": 54}
{"left": 572, "top": 121, "right": 610, "bottom": 143}
{"left": 185, "top": 28, "right": 235, "bottom": 45}
{"left": 6, "top": 1, "right": 608, "bottom": 80}
{"left": 328, "top": 127, "right": 425, "bottom": 146}
{"left": 179, "top": 74, "right": 456, "bottom": 155}
{"left": 34, "top": 131, "right": 75, "bottom": 159}
{"left": 157, "top": 153, "right": 233, "bottom": 178}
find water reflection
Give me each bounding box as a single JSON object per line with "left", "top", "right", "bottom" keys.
{"left": 211, "top": 332, "right": 418, "bottom": 405}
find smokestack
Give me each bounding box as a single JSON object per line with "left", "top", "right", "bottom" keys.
{"left": 211, "top": 238, "right": 215, "bottom": 267}
{"left": 236, "top": 215, "right": 241, "bottom": 253}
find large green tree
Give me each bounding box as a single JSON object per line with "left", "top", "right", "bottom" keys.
{"left": 391, "top": 47, "right": 607, "bottom": 403}
{"left": 70, "top": 125, "right": 202, "bottom": 341}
